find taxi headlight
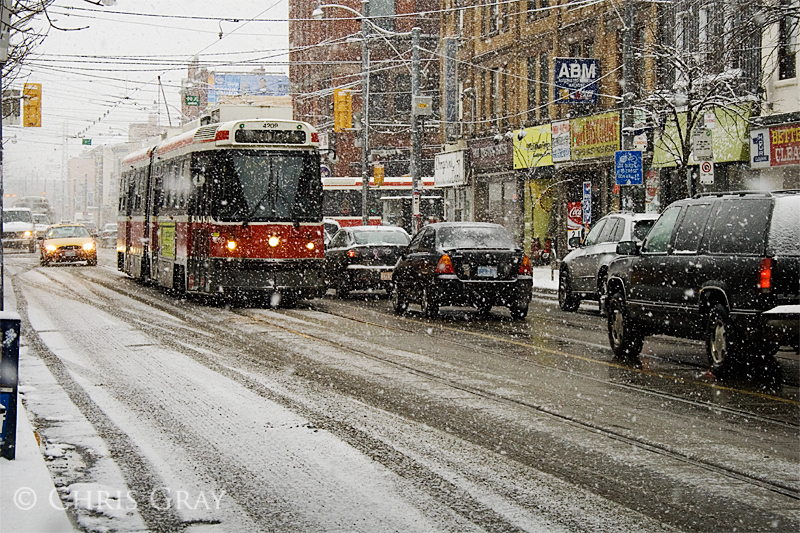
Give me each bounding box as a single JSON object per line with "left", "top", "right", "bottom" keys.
{"left": 45, "top": 244, "right": 57, "bottom": 252}
{"left": 23, "top": 231, "right": 32, "bottom": 237}
{"left": 82, "top": 242, "right": 95, "bottom": 251}
{"left": 268, "top": 235, "right": 281, "bottom": 247}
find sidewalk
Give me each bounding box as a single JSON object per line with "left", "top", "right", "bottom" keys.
{"left": 0, "top": 278, "right": 76, "bottom": 533}
{"left": 532, "top": 266, "right": 559, "bottom": 295}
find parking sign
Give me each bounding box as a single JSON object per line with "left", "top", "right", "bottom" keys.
{"left": 615, "top": 150, "right": 643, "bottom": 185}
{"left": 582, "top": 181, "right": 592, "bottom": 225}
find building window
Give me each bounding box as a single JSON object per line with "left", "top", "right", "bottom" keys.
{"left": 779, "top": 7, "right": 798, "bottom": 80}
{"left": 528, "top": 0, "right": 550, "bottom": 22}
{"left": 491, "top": 69, "right": 500, "bottom": 118}
{"left": 369, "top": 73, "right": 386, "bottom": 118}
{"left": 395, "top": 74, "right": 410, "bottom": 113}
{"left": 539, "top": 52, "right": 549, "bottom": 118}
{"left": 371, "top": 0, "right": 395, "bottom": 31}
{"left": 527, "top": 56, "right": 537, "bottom": 121}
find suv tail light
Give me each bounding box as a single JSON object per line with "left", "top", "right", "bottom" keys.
{"left": 519, "top": 254, "right": 532, "bottom": 275}
{"left": 759, "top": 258, "right": 773, "bottom": 293}
{"left": 436, "top": 254, "right": 455, "bottom": 274}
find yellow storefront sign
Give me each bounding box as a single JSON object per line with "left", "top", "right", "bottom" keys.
{"left": 514, "top": 124, "right": 553, "bottom": 169}
{"left": 570, "top": 111, "right": 620, "bottom": 160}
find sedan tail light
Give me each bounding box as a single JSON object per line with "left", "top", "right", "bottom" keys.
{"left": 348, "top": 250, "right": 359, "bottom": 259}
{"left": 436, "top": 254, "right": 455, "bottom": 274}
{"left": 758, "top": 257, "right": 773, "bottom": 293}
{"left": 519, "top": 254, "right": 532, "bottom": 275}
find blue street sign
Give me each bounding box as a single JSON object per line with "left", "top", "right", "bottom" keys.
{"left": 615, "top": 150, "right": 643, "bottom": 185}
{"left": 582, "top": 181, "right": 592, "bottom": 225}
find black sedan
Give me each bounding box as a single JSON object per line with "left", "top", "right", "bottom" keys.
{"left": 391, "top": 222, "right": 532, "bottom": 319}
{"left": 325, "top": 226, "right": 411, "bottom": 297}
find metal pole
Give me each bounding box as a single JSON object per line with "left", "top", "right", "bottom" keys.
{"left": 1, "top": 60, "right": 4, "bottom": 311}
{"left": 361, "top": 0, "right": 370, "bottom": 226}
{"left": 622, "top": 0, "right": 634, "bottom": 152}
{"left": 410, "top": 27, "right": 421, "bottom": 232}
{"left": 621, "top": 0, "right": 635, "bottom": 210}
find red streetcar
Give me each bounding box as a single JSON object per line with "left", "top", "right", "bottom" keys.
{"left": 118, "top": 119, "right": 325, "bottom": 306}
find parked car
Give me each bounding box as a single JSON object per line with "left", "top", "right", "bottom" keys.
{"left": 605, "top": 190, "right": 799, "bottom": 377}
{"left": 100, "top": 223, "right": 117, "bottom": 248}
{"left": 2, "top": 207, "right": 36, "bottom": 252}
{"left": 40, "top": 223, "right": 98, "bottom": 266}
{"left": 559, "top": 211, "right": 658, "bottom": 313}
{"left": 79, "top": 221, "right": 99, "bottom": 238}
{"left": 325, "top": 226, "right": 410, "bottom": 297}
{"left": 391, "top": 222, "right": 532, "bottom": 319}
{"left": 323, "top": 218, "right": 341, "bottom": 248}
{"left": 32, "top": 213, "right": 51, "bottom": 241}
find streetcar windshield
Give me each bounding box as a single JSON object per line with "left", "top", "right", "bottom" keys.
{"left": 199, "top": 150, "right": 322, "bottom": 222}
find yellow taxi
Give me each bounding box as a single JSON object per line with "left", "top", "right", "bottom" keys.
{"left": 40, "top": 223, "right": 98, "bottom": 266}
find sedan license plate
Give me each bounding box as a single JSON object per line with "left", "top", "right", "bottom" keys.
{"left": 64, "top": 250, "right": 76, "bottom": 257}
{"left": 477, "top": 266, "right": 497, "bottom": 278}
{"left": 380, "top": 271, "right": 393, "bottom": 281}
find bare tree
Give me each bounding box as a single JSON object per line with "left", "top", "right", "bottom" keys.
{"left": 637, "top": 0, "right": 798, "bottom": 199}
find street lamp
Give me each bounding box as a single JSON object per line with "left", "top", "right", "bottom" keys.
{"left": 313, "top": 2, "right": 420, "bottom": 227}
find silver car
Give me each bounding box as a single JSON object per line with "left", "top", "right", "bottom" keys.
{"left": 559, "top": 211, "right": 658, "bottom": 313}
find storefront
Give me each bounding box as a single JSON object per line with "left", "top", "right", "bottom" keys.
{"left": 513, "top": 124, "right": 555, "bottom": 258}
{"left": 433, "top": 148, "right": 471, "bottom": 222}
{"left": 652, "top": 106, "right": 754, "bottom": 206}
{"left": 554, "top": 111, "right": 621, "bottom": 257}
{"left": 468, "top": 137, "right": 522, "bottom": 244}
{"left": 749, "top": 113, "right": 800, "bottom": 190}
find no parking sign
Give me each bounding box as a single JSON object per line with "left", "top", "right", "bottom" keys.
{"left": 699, "top": 160, "right": 714, "bottom": 184}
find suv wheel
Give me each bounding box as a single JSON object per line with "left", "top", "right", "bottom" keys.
{"left": 391, "top": 285, "right": 408, "bottom": 314}
{"left": 607, "top": 292, "right": 643, "bottom": 359}
{"left": 706, "top": 304, "right": 740, "bottom": 377}
{"left": 558, "top": 269, "right": 580, "bottom": 312}
{"left": 420, "top": 286, "right": 439, "bottom": 318}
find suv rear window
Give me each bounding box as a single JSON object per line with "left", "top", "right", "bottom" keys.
{"left": 768, "top": 196, "right": 800, "bottom": 256}
{"left": 706, "top": 199, "right": 771, "bottom": 255}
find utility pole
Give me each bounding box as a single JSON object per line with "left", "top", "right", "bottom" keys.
{"left": 360, "top": 0, "right": 370, "bottom": 226}
{"left": 410, "top": 27, "right": 421, "bottom": 232}
{"left": 0, "top": 0, "right": 10, "bottom": 311}
{"left": 621, "top": 0, "right": 636, "bottom": 209}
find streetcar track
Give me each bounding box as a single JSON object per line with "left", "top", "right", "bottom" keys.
{"left": 309, "top": 300, "right": 800, "bottom": 416}
{"left": 20, "top": 266, "right": 531, "bottom": 533}
{"left": 29, "top": 265, "right": 800, "bottom": 504}
{"left": 238, "top": 306, "right": 800, "bottom": 501}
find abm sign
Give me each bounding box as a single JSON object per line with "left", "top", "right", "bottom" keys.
{"left": 554, "top": 58, "right": 600, "bottom": 105}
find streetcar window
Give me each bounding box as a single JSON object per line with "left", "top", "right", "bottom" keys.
{"left": 203, "top": 150, "right": 321, "bottom": 222}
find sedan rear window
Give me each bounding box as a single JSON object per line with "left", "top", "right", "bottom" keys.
{"left": 352, "top": 230, "right": 410, "bottom": 246}
{"left": 438, "top": 226, "right": 516, "bottom": 250}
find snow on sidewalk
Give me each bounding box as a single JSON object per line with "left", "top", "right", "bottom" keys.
{"left": 0, "top": 395, "right": 76, "bottom": 533}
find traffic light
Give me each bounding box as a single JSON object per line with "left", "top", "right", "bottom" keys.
{"left": 333, "top": 89, "right": 352, "bottom": 133}
{"left": 23, "top": 83, "right": 41, "bottom": 128}
{"left": 373, "top": 164, "right": 384, "bottom": 187}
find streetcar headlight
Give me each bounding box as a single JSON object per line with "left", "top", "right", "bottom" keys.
{"left": 306, "top": 241, "right": 315, "bottom": 251}
{"left": 268, "top": 235, "right": 281, "bottom": 247}
{"left": 45, "top": 244, "right": 57, "bottom": 252}
{"left": 226, "top": 240, "right": 237, "bottom": 251}
{"left": 83, "top": 242, "right": 95, "bottom": 251}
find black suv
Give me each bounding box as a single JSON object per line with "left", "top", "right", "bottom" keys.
{"left": 605, "top": 191, "right": 799, "bottom": 376}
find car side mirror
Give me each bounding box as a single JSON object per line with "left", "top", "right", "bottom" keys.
{"left": 568, "top": 236, "right": 582, "bottom": 248}
{"left": 616, "top": 240, "right": 640, "bottom": 255}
